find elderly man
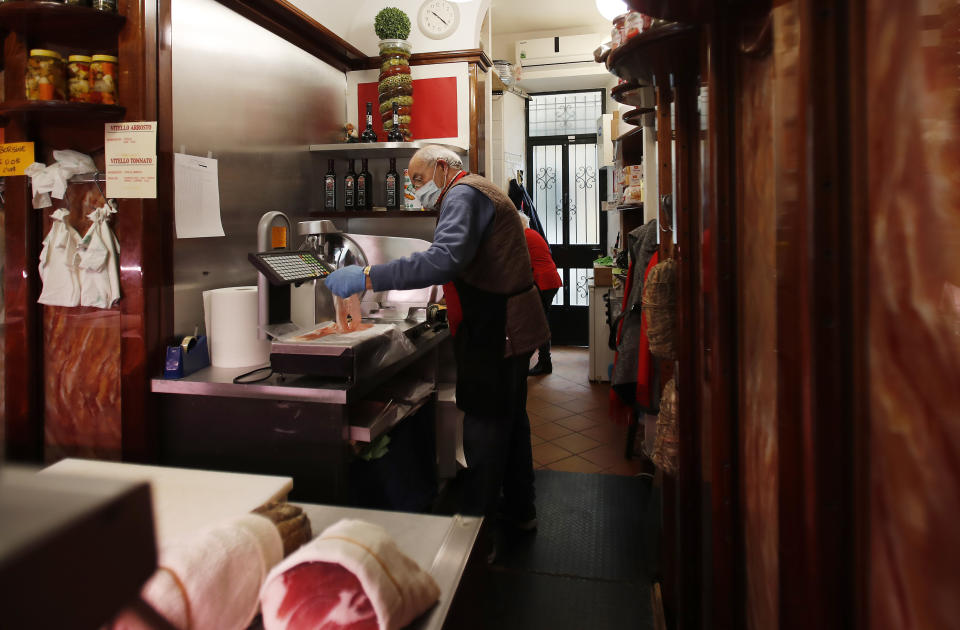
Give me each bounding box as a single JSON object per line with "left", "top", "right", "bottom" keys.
{"left": 326, "top": 145, "right": 549, "bottom": 531}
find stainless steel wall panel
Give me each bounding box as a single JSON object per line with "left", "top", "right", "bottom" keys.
{"left": 171, "top": 0, "right": 346, "bottom": 335}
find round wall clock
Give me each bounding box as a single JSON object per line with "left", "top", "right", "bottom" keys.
{"left": 418, "top": 0, "right": 460, "bottom": 40}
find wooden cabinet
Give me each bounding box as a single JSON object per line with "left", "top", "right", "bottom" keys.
{"left": 0, "top": 1, "right": 127, "bottom": 126}
{"left": 2, "top": 0, "right": 163, "bottom": 465}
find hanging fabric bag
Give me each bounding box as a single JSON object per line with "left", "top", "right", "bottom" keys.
{"left": 642, "top": 257, "right": 677, "bottom": 360}
{"left": 650, "top": 378, "right": 679, "bottom": 475}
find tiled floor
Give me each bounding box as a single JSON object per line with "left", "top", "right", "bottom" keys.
{"left": 527, "top": 346, "right": 648, "bottom": 476}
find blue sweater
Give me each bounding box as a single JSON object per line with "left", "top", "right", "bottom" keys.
{"left": 369, "top": 185, "right": 495, "bottom": 291}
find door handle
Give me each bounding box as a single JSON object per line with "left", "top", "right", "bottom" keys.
{"left": 660, "top": 193, "right": 672, "bottom": 212}
{"left": 660, "top": 194, "right": 674, "bottom": 232}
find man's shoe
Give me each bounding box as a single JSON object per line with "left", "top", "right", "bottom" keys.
{"left": 499, "top": 509, "right": 538, "bottom": 532}
{"left": 528, "top": 360, "right": 552, "bottom": 376}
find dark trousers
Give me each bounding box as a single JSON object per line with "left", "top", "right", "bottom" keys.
{"left": 535, "top": 287, "right": 559, "bottom": 362}
{"left": 460, "top": 352, "right": 536, "bottom": 519}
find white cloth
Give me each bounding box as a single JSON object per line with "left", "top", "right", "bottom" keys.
{"left": 78, "top": 203, "right": 121, "bottom": 308}
{"left": 260, "top": 518, "right": 441, "bottom": 630}
{"left": 113, "top": 513, "right": 283, "bottom": 630}
{"left": 24, "top": 150, "right": 97, "bottom": 209}
{"left": 38, "top": 208, "right": 81, "bottom": 307}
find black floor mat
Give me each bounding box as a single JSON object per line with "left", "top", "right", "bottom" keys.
{"left": 481, "top": 470, "right": 658, "bottom": 630}
{"left": 493, "top": 470, "right": 658, "bottom": 582}
{"left": 482, "top": 570, "right": 653, "bottom": 630}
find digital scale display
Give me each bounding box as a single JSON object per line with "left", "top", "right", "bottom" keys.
{"left": 248, "top": 251, "right": 332, "bottom": 285}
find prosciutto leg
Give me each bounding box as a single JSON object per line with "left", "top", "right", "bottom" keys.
{"left": 260, "top": 562, "right": 378, "bottom": 630}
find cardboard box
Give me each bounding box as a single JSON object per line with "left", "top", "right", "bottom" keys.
{"left": 594, "top": 265, "right": 613, "bottom": 286}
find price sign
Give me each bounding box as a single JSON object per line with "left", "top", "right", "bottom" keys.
{"left": 0, "top": 142, "right": 35, "bottom": 176}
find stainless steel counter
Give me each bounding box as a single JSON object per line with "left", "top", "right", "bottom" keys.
{"left": 149, "top": 323, "right": 451, "bottom": 504}
{"left": 151, "top": 324, "right": 449, "bottom": 404}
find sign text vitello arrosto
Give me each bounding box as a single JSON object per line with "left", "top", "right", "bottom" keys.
{"left": 107, "top": 123, "right": 153, "bottom": 131}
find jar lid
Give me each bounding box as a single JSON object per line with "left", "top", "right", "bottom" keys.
{"left": 69, "top": 55, "right": 92, "bottom": 62}
{"left": 92, "top": 54, "right": 118, "bottom": 62}
{"left": 613, "top": 14, "right": 627, "bottom": 25}
{"left": 30, "top": 49, "right": 62, "bottom": 59}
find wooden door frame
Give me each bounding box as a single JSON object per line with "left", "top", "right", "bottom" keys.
{"left": 774, "top": 1, "right": 858, "bottom": 628}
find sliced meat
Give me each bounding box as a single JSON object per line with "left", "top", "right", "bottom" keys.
{"left": 261, "top": 561, "right": 378, "bottom": 630}
{"left": 288, "top": 296, "right": 373, "bottom": 341}
{"left": 334, "top": 295, "right": 373, "bottom": 334}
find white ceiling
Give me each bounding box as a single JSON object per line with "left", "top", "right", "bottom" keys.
{"left": 491, "top": 0, "right": 610, "bottom": 35}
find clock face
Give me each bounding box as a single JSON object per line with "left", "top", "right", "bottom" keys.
{"left": 418, "top": 0, "right": 459, "bottom": 40}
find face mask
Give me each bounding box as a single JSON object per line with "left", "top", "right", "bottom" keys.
{"left": 415, "top": 163, "right": 445, "bottom": 210}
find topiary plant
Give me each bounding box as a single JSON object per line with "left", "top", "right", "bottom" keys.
{"left": 374, "top": 7, "right": 411, "bottom": 40}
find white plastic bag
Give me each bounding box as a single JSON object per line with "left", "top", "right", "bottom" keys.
{"left": 38, "top": 208, "right": 81, "bottom": 307}
{"left": 78, "top": 203, "right": 121, "bottom": 308}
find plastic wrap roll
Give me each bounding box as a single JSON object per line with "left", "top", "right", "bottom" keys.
{"left": 203, "top": 286, "right": 270, "bottom": 368}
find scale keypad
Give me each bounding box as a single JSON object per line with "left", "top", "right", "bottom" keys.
{"left": 249, "top": 250, "right": 331, "bottom": 285}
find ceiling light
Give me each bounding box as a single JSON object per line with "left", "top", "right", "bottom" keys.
{"left": 595, "top": 0, "right": 627, "bottom": 21}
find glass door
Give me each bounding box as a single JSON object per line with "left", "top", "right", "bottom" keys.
{"left": 526, "top": 91, "right": 606, "bottom": 345}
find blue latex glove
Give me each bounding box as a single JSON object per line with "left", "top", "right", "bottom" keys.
{"left": 325, "top": 265, "right": 366, "bottom": 298}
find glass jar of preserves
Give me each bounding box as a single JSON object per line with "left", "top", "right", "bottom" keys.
{"left": 90, "top": 54, "right": 118, "bottom": 105}
{"left": 26, "top": 49, "right": 66, "bottom": 101}
{"left": 67, "top": 55, "right": 92, "bottom": 103}
{"left": 612, "top": 14, "right": 627, "bottom": 46}
{"left": 624, "top": 12, "right": 645, "bottom": 39}
{"left": 377, "top": 39, "right": 413, "bottom": 140}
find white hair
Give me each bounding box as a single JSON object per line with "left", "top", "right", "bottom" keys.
{"left": 413, "top": 144, "right": 463, "bottom": 170}
{"left": 517, "top": 212, "right": 530, "bottom": 229}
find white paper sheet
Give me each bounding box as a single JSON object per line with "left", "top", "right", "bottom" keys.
{"left": 174, "top": 153, "right": 224, "bottom": 238}
{"left": 104, "top": 122, "right": 158, "bottom": 199}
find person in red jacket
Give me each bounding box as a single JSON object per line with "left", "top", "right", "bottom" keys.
{"left": 519, "top": 213, "right": 563, "bottom": 375}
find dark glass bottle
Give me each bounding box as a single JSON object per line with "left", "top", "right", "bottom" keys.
{"left": 387, "top": 102, "right": 404, "bottom": 142}
{"left": 360, "top": 102, "right": 378, "bottom": 143}
{"left": 344, "top": 159, "right": 356, "bottom": 210}
{"left": 385, "top": 157, "right": 400, "bottom": 209}
{"left": 357, "top": 158, "right": 373, "bottom": 210}
{"left": 324, "top": 159, "right": 337, "bottom": 210}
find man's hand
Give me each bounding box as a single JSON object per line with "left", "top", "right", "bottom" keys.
{"left": 325, "top": 265, "right": 366, "bottom": 297}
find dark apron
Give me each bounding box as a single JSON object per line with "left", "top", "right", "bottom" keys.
{"left": 452, "top": 278, "right": 530, "bottom": 416}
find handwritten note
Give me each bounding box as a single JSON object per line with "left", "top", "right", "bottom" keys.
{"left": 174, "top": 153, "right": 224, "bottom": 238}
{"left": 0, "top": 142, "right": 35, "bottom": 176}
{"left": 104, "top": 122, "right": 157, "bottom": 198}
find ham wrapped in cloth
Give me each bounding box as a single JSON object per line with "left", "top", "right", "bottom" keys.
{"left": 260, "top": 519, "right": 441, "bottom": 630}
{"left": 112, "top": 513, "right": 283, "bottom": 630}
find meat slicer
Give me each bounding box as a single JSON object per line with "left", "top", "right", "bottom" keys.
{"left": 248, "top": 213, "right": 442, "bottom": 380}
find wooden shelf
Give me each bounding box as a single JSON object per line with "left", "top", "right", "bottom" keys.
{"left": 623, "top": 107, "right": 655, "bottom": 127}
{"left": 0, "top": 100, "right": 126, "bottom": 125}
{"left": 309, "top": 141, "right": 466, "bottom": 159}
{"left": 308, "top": 210, "right": 438, "bottom": 218}
{"left": 616, "top": 126, "right": 644, "bottom": 143}
{"left": 616, "top": 203, "right": 645, "bottom": 212}
{"left": 607, "top": 23, "right": 698, "bottom": 84}
{"left": 611, "top": 82, "right": 650, "bottom": 106}
{"left": 0, "top": 1, "right": 125, "bottom": 51}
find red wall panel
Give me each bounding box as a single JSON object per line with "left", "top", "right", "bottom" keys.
{"left": 357, "top": 77, "right": 458, "bottom": 141}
